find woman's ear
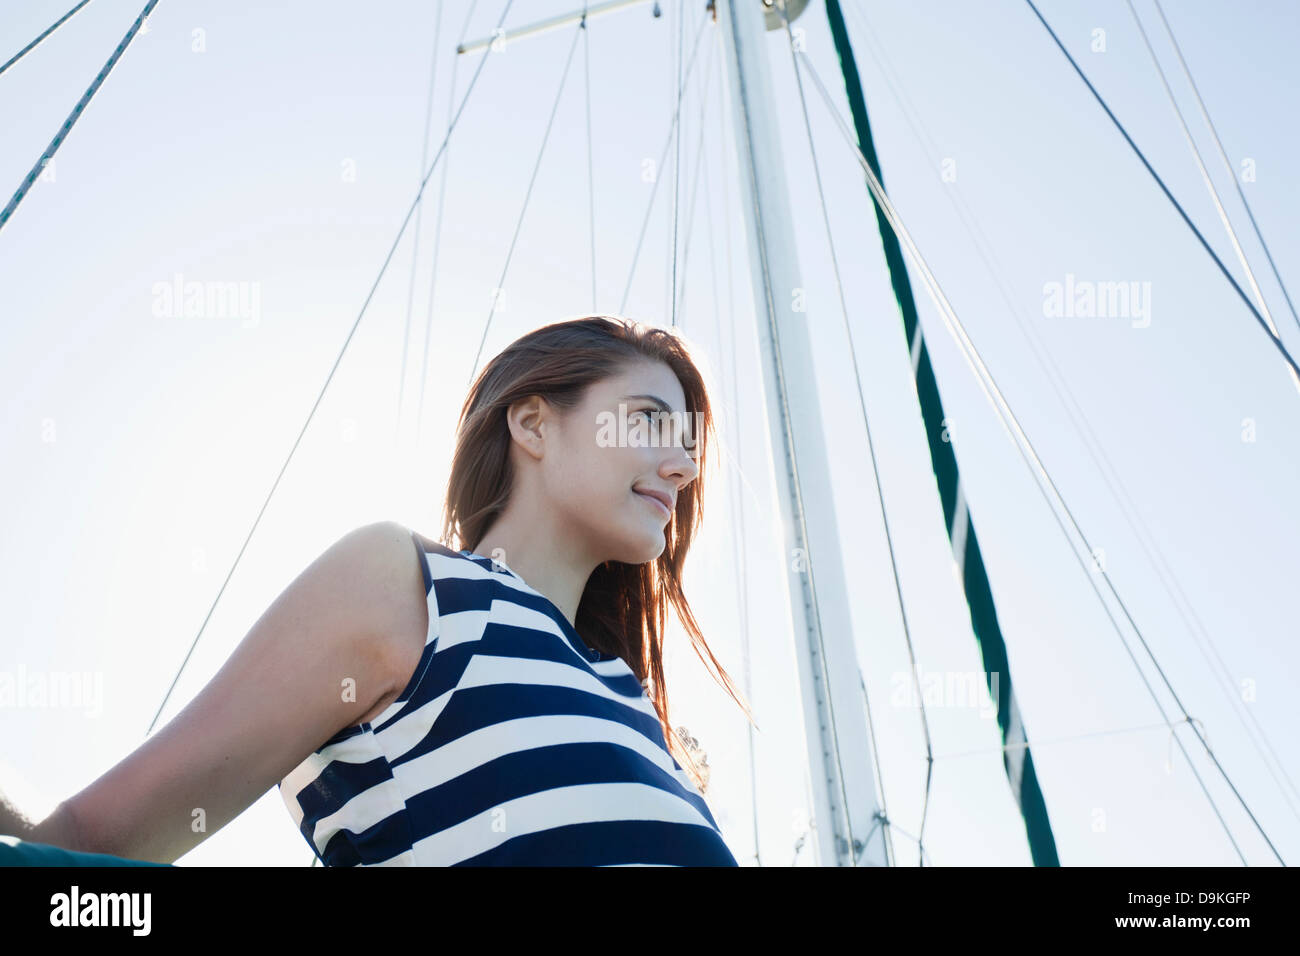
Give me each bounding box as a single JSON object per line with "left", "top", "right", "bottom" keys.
{"left": 506, "top": 395, "right": 548, "bottom": 461}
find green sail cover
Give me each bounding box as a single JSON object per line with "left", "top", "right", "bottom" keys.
{"left": 823, "top": 0, "right": 1059, "bottom": 866}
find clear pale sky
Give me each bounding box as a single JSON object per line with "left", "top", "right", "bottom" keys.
{"left": 2, "top": 0, "right": 1297, "bottom": 866}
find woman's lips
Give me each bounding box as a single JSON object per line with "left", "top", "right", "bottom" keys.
{"left": 635, "top": 490, "right": 672, "bottom": 519}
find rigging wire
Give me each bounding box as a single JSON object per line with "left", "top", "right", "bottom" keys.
{"left": 670, "top": 27, "right": 722, "bottom": 327}
{"left": 396, "top": 0, "right": 447, "bottom": 449}
{"left": 705, "top": 21, "right": 762, "bottom": 865}
{"left": 774, "top": 0, "right": 917, "bottom": 867}
{"left": 618, "top": 6, "right": 714, "bottom": 314}
{"left": 147, "top": 0, "right": 519, "bottom": 736}
{"left": 1148, "top": 0, "right": 1300, "bottom": 340}
{"left": 416, "top": 2, "right": 482, "bottom": 452}
{"left": 670, "top": 0, "right": 684, "bottom": 327}
{"left": 933, "top": 717, "right": 1200, "bottom": 762}
{"left": 1, "top": 0, "right": 159, "bottom": 232}
{"left": 877, "top": 817, "right": 934, "bottom": 867}
{"left": 1022, "top": 0, "right": 1300, "bottom": 389}
{"left": 0, "top": 0, "right": 94, "bottom": 77}
{"left": 582, "top": 3, "right": 598, "bottom": 312}
{"left": 845, "top": 0, "right": 1300, "bottom": 827}
{"left": 1124, "top": 0, "right": 1300, "bottom": 395}
{"left": 465, "top": 21, "right": 590, "bottom": 389}
{"left": 796, "top": 48, "right": 1284, "bottom": 866}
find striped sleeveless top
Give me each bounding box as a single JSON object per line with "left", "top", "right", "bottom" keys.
{"left": 277, "top": 527, "right": 738, "bottom": 866}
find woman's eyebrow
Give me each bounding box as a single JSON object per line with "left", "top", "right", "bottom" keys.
{"left": 621, "top": 393, "right": 674, "bottom": 414}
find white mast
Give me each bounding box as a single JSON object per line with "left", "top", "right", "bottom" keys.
{"left": 717, "top": 0, "right": 887, "bottom": 866}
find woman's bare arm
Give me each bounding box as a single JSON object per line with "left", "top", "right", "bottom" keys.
{"left": 30, "top": 520, "right": 426, "bottom": 863}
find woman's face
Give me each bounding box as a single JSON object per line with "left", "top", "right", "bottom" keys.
{"left": 534, "top": 360, "right": 701, "bottom": 565}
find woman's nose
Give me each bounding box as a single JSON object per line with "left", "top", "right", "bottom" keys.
{"left": 663, "top": 445, "right": 700, "bottom": 485}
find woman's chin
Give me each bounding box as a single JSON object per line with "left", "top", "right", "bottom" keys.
{"left": 609, "top": 530, "right": 667, "bottom": 565}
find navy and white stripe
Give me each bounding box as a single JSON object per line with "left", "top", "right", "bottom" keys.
{"left": 278, "top": 528, "right": 737, "bottom": 866}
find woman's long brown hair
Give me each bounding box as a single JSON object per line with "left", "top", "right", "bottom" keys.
{"left": 439, "top": 315, "right": 756, "bottom": 792}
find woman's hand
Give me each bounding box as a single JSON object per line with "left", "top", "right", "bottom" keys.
{"left": 0, "top": 786, "right": 35, "bottom": 839}
{"left": 2, "top": 787, "right": 85, "bottom": 851}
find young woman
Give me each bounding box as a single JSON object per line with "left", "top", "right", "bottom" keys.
{"left": 7, "top": 315, "right": 753, "bottom": 866}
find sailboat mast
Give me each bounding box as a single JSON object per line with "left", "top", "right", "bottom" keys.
{"left": 717, "top": 0, "right": 887, "bottom": 867}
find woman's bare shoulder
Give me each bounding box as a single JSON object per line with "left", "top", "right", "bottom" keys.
{"left": 341, "top": 522, "right": 432, "bottom": 721}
